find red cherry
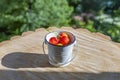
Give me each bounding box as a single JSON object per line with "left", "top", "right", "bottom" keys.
{"left": 59, "top": 36, "right": 70, "bottom": 45}
{"left": 49, "top": 37, "right": 59, "bottom": 45}
{"left": 59, "top": 32, "right": 68, "bottom": 38}
{"left": 57, "top": 43, "right": 63, "bottom": 46}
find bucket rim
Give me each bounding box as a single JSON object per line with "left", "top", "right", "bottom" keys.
{"left": 45, "top": 30, "right": 76, "bottom": 47}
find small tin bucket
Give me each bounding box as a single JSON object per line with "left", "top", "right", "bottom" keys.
{"left": 43, "top": 31, "right": 76, "bottom": 67}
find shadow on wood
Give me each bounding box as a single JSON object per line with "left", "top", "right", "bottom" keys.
{"left": 1, "top": 52, "right": 53, "bottom": 68}
{"left": 0, "top": 70, "right": 119, "bottom": 80}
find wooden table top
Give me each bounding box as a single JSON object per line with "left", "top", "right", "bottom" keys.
{"left": 0, "top": 27, "right": 120, "bottom": 80}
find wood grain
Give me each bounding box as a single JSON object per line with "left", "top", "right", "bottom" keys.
{"left": 0, "top": 27, "right": 120, "bottom": 80}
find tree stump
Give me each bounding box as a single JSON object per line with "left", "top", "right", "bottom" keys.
{"left": 0, "top": 27, "right": 120, "bottom": 80}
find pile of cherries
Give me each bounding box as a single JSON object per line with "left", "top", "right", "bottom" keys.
{"left": 49, "top": 32, "right": 70, "bottom": 46}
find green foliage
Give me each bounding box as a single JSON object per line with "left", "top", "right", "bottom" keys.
{"left": 0, "top": 0, "right": 73, "bottom": 41}
{"left": 69, "top": 0, "right": 120, "bottom": 42}
{"left": 94, "top": 15, "right": 120, "bottom": 42}
{"left": 33, "top": 0, "right": 73, "bottom": 27}
{"left": 72, "top": 14, "right": 96, "bottom": 32}
{"left": 0, "top": 0, "right": 120, "bottom": 43}
{"left": 94, "top": 0, "right": 120, "bottom": 42}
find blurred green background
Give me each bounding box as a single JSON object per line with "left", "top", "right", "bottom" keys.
{"left": 0, "top": 0, "right": 120, "bottom": 42}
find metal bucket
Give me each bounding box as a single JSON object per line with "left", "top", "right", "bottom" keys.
{"left": 43, "top": 31, "right": 76, "bottom": 67}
